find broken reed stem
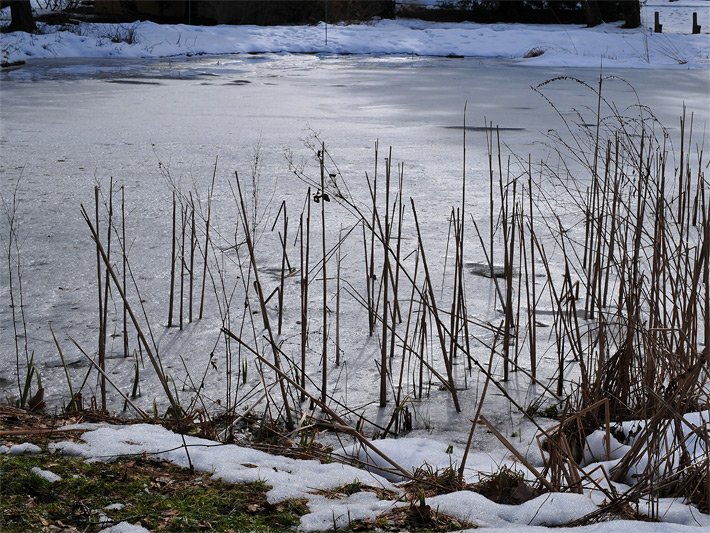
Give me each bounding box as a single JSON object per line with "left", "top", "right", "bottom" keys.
{"left": 514, "top": 201, "right": 524, "bottom": 367}
{"left": 396, "top": 249, "right": 420, "bottom": 407}
{"left": 448, "top": 209, "right": 461, "bottom": 364}
{"left": 168, "top": 190, "right": 176, "bottom": 327}
{"left": 299, "top": 212, "right": 305, "bottom": 401}
{"left": 603, "top": 135, "right": 620, "bottom": 309}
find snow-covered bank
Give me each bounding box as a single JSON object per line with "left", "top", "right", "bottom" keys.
{"left": 7, "top": 421, "right": 701, "bottom": 531}
{"left": 1, "top": 16, "right": 708, "bottom": 68}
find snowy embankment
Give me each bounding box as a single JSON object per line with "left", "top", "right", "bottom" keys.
{"left": 1, "top": 15, "right": 708, "bottom": 68}
{"left": 4, "top": 416, "right": 707, "bottom": 532}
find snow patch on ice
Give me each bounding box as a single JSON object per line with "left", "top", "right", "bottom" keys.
{"left": 343, "top": 436, "right": 462, "bottom": 481}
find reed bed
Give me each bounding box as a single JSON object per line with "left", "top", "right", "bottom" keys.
{"left": 5, "top": 77, "right": 708, "bottom": 515}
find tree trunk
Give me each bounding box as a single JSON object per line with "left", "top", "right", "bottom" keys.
{"left": 582, "top": 0, "right": 602, "bottom": 27}
{"left": 2, "top": 0, "right": 36, "bottom": 33}
{"left": 621, "top": 0, "right": 641, "bottom": 28}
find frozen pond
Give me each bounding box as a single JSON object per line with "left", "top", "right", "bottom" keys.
{"left": 1, "top": 54, "right": 708, "bottom": 416}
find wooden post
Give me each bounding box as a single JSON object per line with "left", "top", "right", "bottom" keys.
{"left": 654, "top": 12, "right": 662, "bottom": 33}
{"left": 693, "top": 13, "right": 701, "bottom": 34}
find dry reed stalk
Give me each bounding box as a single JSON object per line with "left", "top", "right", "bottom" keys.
{"left": 503, "top": 178, "right": 517, "bottom": 382}
{"left": 458, "top": 324, "right": 499, "bottom": 482}
{"left": 199, "top": 156, "right": 217, "bottom": 320}
{"left": 479, "top": 415, "right": 555, "bottom": 492}
{"left": 247, "top": 341, "right": 415, "bottom": 481}
{"left": 72, "top": 339, "right": 149, "bottom": 420}
{"left": 391, "top": 164, "right": 405, "bottom": 326}
{"left": 99, "top": 181, "right": 114, "bottom": 411}
{"left": 50, "top": 326, "right": 77, "bottom": 412}
{"left": 602, "top": 135, "right": 621, "bottom": 309}
{"left": 379, "top": 151, "right": 392, "bottom": 407}
{"left": 368, "top": 141, "right": 379, "bottom": 336}
{"left": 168, "top": 190, "right": 176, "bottom": 327}
{"left": 526, "top": 158, "right": 537, "bottom": 376}
{"left": 234, "top": 170, "right": 294, "bottom": 431}
{"left": 121, "top": 186, "right": 128, "bottom": 358}
{"left": 270, "top": 201, "right": 289, "bottom": 336}
{"left": 301, "top": 189, "right": 312, "bottom": 402}
{"left": 410, "top": 199, "right": 461, "bottom": 412}
{"left": 189, "top": 193, "right": 196, "bottom": 323}
{"left": 514, "top": 201, "right": 525, "bottom": 367}
{"left": 93, "top": 186, "right": 105, "bottom": 409}
{"left": 471, "top": 216, "right": 504, "bottom": 305}
{"left": 80, "top": 206, "right": 181, "bottom": 415}
{"left": 394, "top": 249, "right": 420, "bottom": 408}
{"left": 319, "top": 144, "right": 328, "bottom": 406}
{"left": 179, "top": 204, "right": 185, "bottom": 330}
{"left": 336, "top": 224, "right": 342, "bottom": 366}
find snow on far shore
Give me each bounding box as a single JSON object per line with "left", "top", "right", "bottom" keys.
{"left": 1, "top": 15, "right": 708, "bottom": 68}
